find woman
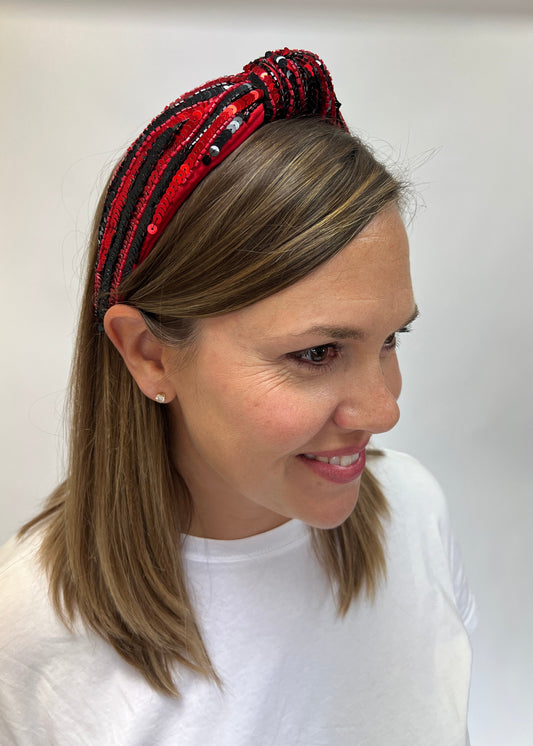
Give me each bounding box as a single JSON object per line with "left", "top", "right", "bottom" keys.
{"left": 0, "top": 49, "right": 475, "bottom": 744}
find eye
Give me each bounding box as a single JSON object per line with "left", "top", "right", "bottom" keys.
{"left": 383, "top": 325, "right": 413, "bottom": 353}
{"left": 383, "top": 332, "right": 398, "bottom": 351}
{"left": 291, "top": 343, "right": 340, "bottom": 366}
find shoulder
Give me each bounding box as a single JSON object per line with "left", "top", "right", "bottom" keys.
{"left": 0, "top": 531, "right": 70, "bottom": 736}
{"left": 0, "top": 531, "right": 149, "bottom": 741}
{"left": 0, "top": 529, "right": 72, "bottom": 666}
{"left": 368, "top": 449, "right": 478, "bottom": 635}
{"left": 0, "top": 530, "right": 47, "bottom": 621}
{"left": 367, "top": 447, "right": 448, "bottom": 522}
{"left": 366, "top": 447, "right": 450, "bottom": 552}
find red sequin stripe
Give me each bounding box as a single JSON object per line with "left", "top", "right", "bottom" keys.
{"left": 95, "top": 80, "right": 237, "bottom": 293}
{"left": 95, "top": 49, "right": 347, "bottom": 318}
{"left": 114, "top": 99, "right": 221, "bottom": 276}
{"left": 95, "top": 128, "right": 163, "bottom": 282}
{"left": 253, "top": 60, "right": 286, "bottom": 116}
{"left": 281, "top": 59, "right": 299, "bottom": 118}
{"left": 124, "top": 86, "right": 252, "bottom": 272}
{"left": 311, "top": 60, "right": 333, "bottom": 119}
{"left": 134, "top": 101, "right": 266, "bottom": 268}
{"left": 98, "top": 125, "right": 182, "bottom": 276}
{"left": 99, "top": 90, "right": 231, "bottom": 294}
{"left": 265, "top": 50, "right": 316, "bottom": 116}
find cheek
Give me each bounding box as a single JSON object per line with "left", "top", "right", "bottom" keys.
{"left": 180, "top": 354, "right": 337, "bottom": 455}
{"left": 234, "top": 382, "right": 337, "bottom": 452}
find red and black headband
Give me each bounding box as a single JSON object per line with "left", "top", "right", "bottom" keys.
{"left": 94, "top": 48, "right": 347, "bottom": 322}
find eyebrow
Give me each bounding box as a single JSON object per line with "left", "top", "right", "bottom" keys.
{"left": 287, "top": 304, "right": 420, "bottom": 341}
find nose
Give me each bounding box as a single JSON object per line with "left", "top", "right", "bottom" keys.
{"left": 332, "top": 367, "right": 401, "bottom": 435}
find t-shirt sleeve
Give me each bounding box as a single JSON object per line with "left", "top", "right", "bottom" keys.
{"left": 446, "top": 526, "right": 478, "bottom": 636}
{"left": 372, "top": 449, "right": 478, "bottom": 638}
{"left": 415, "top": 455, "right": 478, "bottom": 637}
{"left": 404, "top": 450, "right": 478, "bottom": 637}
{"left": 434, "top": 493, "right": 478, "bottom": 638}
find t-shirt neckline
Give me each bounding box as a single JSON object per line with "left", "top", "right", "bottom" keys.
{"left": 181, "top": 519, "right": 310, "bottom": 563}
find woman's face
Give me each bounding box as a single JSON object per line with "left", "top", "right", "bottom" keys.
{"left": 165, "top": 206, "right": 417, "bottom": 539}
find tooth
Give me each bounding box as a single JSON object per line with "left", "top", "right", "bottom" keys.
{"left": 340, "top": 454, "right": 359, "bottom": 467}
{"left": 305, "top": 453, "right": 361, "bottom": 466}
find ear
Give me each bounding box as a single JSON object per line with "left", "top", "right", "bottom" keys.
{"left": 103, "top": 304, "right": 176, "bottom": 403}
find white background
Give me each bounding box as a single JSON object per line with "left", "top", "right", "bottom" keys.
{"left": 1, "top": 1, "right": 532, "bottom": 743}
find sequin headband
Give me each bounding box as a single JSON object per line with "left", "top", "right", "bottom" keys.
{"left": 94, "top": 48, "right": 347, "bottom": 321}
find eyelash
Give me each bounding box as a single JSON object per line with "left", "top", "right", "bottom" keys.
{"left": 289, "top": 325, "right": 412, "bottom": 372}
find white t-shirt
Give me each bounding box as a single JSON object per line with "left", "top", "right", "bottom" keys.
{"left": 0, "top": 450, "right": 476, "bottom": 745}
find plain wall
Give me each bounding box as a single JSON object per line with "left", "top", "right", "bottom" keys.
{"left": 1, "top": 3, "right": 532, "bottom": 743}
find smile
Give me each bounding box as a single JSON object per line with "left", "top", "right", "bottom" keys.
{"left": 303, "top": 453, "right": 361, "bottom": 467}
{"left": 298, "top": 449, "right": 367, "bottom": 485}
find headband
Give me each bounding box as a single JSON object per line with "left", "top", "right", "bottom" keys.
{"left": 94, "top": 48, "right": 347, "bottom": 321}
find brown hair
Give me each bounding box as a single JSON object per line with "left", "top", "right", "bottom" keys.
{"left": 21, "top": 118, "right": 401, "bottom": 695}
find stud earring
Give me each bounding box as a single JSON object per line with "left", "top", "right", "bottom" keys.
{"left": 154, "top": 393, "right": 166, "bottom": 404}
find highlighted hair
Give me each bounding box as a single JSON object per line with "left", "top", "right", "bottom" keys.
{"left": 22, "top": 116, "right": 400, "bottom": 695}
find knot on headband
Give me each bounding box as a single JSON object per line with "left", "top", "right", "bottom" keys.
{"left": 94, "top": 48, "right": 347, "bottom": 321}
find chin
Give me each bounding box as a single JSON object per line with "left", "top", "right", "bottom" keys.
{"left": 302, "top": 479, "right": 361, "bottom": 529}
{"left": 297, "top": 492, "right": 360, "bottom": 531}
{"left": 303, "top": 512, "right": 354, "bottom": 531}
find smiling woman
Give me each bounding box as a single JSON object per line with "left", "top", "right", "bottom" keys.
{"left": 0, "top": 49, "right": 475, "bottom": 745}
{"left": 125, "top": 206, "right": 414, "bottom": 539}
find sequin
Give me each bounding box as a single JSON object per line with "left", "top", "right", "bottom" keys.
{"left": 94, "top": 49, "right": 346, "bottom": 320}
{"left": 226, "top": 116, "right": 243, "bottom": 134}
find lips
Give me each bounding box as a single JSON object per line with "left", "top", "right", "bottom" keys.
{"left": 298, "top": 446, "right": 367, "bottom": 485}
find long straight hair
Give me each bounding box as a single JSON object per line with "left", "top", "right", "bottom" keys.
{"left": 21, "top": 118, "right": 401, "bottom": 695}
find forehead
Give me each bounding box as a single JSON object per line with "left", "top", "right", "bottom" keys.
{"left": 200, "top": 205, "right": 414, "bottom": 344}
{"left": 295, "top": 206, "right": 411, "bottom": 295}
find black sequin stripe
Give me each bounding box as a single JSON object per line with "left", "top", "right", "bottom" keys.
{"left": 98, "top": 83, "right": 230, "bottom": 243}
{"left": 261, "top": 57, "right": 293, "bottom": 117}
{"left": 149, "top": 82, "right": 230, "bottom": 131}
{"left": 276, "top": 56, "right": 303, "bottom": 114}
{"left": 285, "top": 62, "right": 307, "bottom": 113}
{"left": 279, "top": 50, "right": 314, "bottom": 112}
{"left": 199, "top": 83, "right": 263, "bottom": 153}
{"left": 119, "top": 84, "right": 264, "bottom": 284}
{"left": 97, "top": 125, "right": 181, "bottom": 309}
{"left": 247, "top": 72, "right": 274, "bottom": 121}
{"left": 118, "top": 157, "right": 186, "bottom": 282}
{"left": 307, "top": 62, "right": 331, "bottom": 118}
